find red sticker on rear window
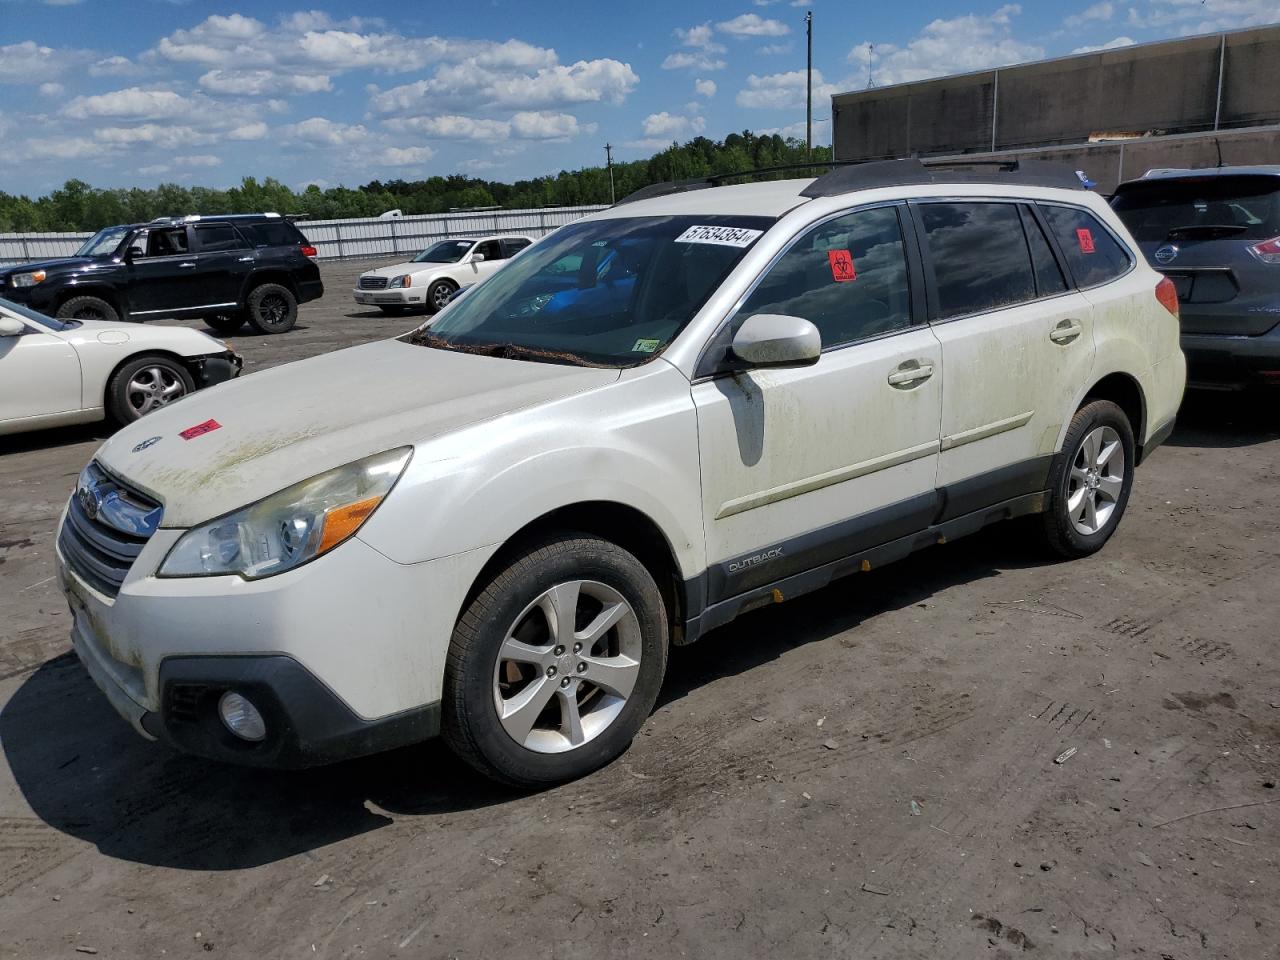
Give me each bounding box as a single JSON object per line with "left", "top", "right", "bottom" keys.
{"left": 828, "top": 249, "right": 856, "bottom": 282}
{"left": 179, "top": 419, "right": 221, "bottom": 440}
{"left": 1076, "top": 228, "right": 1096, "bottom": 254}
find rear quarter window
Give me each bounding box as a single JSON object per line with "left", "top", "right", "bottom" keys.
{"left": 1039, "top": 205, "right": 1132, "bottom": 289}
{"left": 242, "top": 221, "right": 307, "bottom": 248}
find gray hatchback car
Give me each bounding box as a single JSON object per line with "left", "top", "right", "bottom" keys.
{"left": 1112, "top": 166, "right": 1280, "bottom": 389}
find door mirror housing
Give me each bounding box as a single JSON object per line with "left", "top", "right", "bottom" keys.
{"left": 729, "top": 314, "right": 822, "bottom": 369}
{"left": 470, "top": 252, "right": 486, "bottom": 263}
{"left": 0, "top": 316, "right": 26, "bottom": 337}
{"left": 124, "top": 245, "right": 144, "bottom": 262}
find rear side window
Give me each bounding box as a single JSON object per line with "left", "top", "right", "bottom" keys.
{"left": 735, "top": 205, "right": 912, "bottom": 349}
{"left": 1021, "top": 206, "right": 1067, "bottom": 296}
{"left": 918, "top": 202, "right": 1036, "bottom": 319}
{"left": 1040, "top": 205, "right": 1132, "bottom": 289}
{"left": 241, "top": 221, "right": 306, "bottom": 248}
{"left": 503, "top": 238, "right": 532, "bottom": 257}
{"left": 195, "top": 223, "right": 249, "bottom": 252}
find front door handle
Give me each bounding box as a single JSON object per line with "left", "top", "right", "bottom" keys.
{"left": 177, "top": 261, "right": 197, "bottom": 269}
{"left": 1050, "top": 319, "right": 1083, "bottom": 344}
{"left": 236, "top": 256, "right": 254, "bottom": 263}
{"left": 887, "top": 359, "right": 935, "bottom": 388}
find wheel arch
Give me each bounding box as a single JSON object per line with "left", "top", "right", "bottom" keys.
{"left": 103, "top": 349, "right": 196, "bottom": 406}
{"left": 55, "top": 285, "right": 126, "bottom": 318}
{"left": 464, "top": 500, "right": 691, "bottom": 646}
{"left": 1081, "top": 372, "right": 1146, "bottom": 450}
{"left": 241, "top": 270, "right": 298, "bottom": 302}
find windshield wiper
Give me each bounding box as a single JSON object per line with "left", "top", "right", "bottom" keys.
{"left": 405, "top": 330, "right": 600, "bottom": 367}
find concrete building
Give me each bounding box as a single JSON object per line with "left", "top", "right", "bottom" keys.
{"left": 830, "top": 25, "right": 1280, "bottom": 192}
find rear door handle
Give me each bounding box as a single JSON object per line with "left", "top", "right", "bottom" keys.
{"left": 887, "top": 359, "right": 935, "bottom": 388}
{"left": 1050, "top": 319, "right": 1083, "bottom": 344}
{"left": 237, "top": 256, "right": 254, "bottom": 263}
{"left": 177, "top": 261, "right": 197, "bottom": 269}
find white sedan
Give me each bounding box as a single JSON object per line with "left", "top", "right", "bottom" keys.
{"left": 0, "top": 296, "right": 241, "bottom": 437}
{"left": 353, "top": 234, "right": 532, "bottom": 314}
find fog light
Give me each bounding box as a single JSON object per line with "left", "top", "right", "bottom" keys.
{"left": 218, "top": 691, "right": 267, "bottom": 742}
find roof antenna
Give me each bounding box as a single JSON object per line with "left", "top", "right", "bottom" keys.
{"left": 867, "top": 43, "right": 876, "bottom": 88}
{"left": 1214, "top": 136, "right": 1223, "bottom": 168}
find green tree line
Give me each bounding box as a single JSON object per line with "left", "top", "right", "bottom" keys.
{"left": 0, "top": 132, "right": 833, "bottom": 232}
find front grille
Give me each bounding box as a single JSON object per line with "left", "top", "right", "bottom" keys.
{"left": 359, "top": 276, "right": 389, "bottom": 290}
{"left": 59, "top": 464, "right": 160, "bottom": 599}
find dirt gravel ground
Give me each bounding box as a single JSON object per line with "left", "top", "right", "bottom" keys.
{"left": 2, "top": 260, "right": 1279, "bottom": 960}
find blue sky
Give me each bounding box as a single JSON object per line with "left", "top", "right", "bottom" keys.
{"left": 1, "top": 0, "right": 1276, "bottom": 195}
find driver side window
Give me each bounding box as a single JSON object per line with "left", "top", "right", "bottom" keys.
{"left": 137, "top": 227, "right": 190, "bottom": 258}
{"left": 735, "top": 205, "right": 912, "bottom": 350}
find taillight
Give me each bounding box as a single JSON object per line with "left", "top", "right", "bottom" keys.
{"left": 1155, "top": 276, "right": 1179, "bottom": 318}
{"left": 1248, "top": 236, "right": 1280, "bottom": 264}
{"left": 300, "top": 244, "right": 318, "bottom": 258}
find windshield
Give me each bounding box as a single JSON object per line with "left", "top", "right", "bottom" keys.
{"left": 0, "top": 296, "right": 71, "bottom": 331}
{"left": 413, "top": 239, "right": 475, "bottom": 263}
{"left": 1112, "top": 177, "right": 1280, "bottom": 242}
{"left": 402, "top": 215, "right": 774, "bottom": 366}
{"left": 75, "top": 225, "right": 133, "bottom": 258}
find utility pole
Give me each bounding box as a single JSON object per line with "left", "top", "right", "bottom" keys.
{"left": 604, "top": 143, "right": 616, "bottom": 205}
{"left": 805, "top": 11, "right": 813, "bottom": 160}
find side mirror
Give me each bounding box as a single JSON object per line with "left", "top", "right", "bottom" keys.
{"left": 0, "top": 316, "right": 26, "bottom": 337}
{"left": 470, "top": 252, "right": 486, "bottom": 263}
{"left": 125, "top": 245, "right": 143, "bottom": 262}
{"left": 729, "top": 314, "right": 821, "bottom": 369}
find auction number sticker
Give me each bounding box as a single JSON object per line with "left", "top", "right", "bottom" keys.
{"left": 1076, "top": 228, "right": 1096, "bottom": 254}
{"left": 674, "top": 225, "right": 764, "bottom": 248}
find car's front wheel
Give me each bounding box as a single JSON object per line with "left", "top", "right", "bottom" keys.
{"left": 204, "top": 313, "right": 245, "bottom": 335}
{"left": 1038, "top": 399, "right": 1135, "bottom": 558}
{"left": 426, "top": 279, "right": 458, "bottom": 313}
{"left": 106, "top": 354, "right": 195, "bottom": 425}
{"left": 57, "top": 295, "right": 119, "bottom": 325}
{"left": 246, "top": 283, "right": 297, "bottom": 334}
{"left": 442, "top": 535, "right": 669, "bottom": 787}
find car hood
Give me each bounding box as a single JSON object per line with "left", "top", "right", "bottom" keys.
{"left": 95, "top": 339, "right": 620, "bottom": 527}
{"left": 360, "top": 261, "right": 456, "bottom": 279}
{"left": 1, "top": 256, "right": 97, "bottom": 277}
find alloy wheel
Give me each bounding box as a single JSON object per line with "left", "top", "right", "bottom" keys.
{"left": 127, "top": 366, "right": 187, "bottom": 416}
{"left": 492, "top": 579, "right": 642, "bottom": 754}
{"left": 1067, "top": 425, "right": 1124, "bottom": 536}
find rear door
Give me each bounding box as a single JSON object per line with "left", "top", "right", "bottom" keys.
{"left": 1111, "top": 175, "right": 1280, "bottom": 336}
{"left": 917, "top": 199, "right": 1095, "bottom": 511}
{"left": 190, "top": 222, "right": 256, "bottom": 308}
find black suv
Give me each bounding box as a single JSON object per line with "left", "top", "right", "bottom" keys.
{"left": 0, "top": 214, "right": 324, "bottom": 335}
{"left": 1112, "top": 167, "right": 1280, "bottom": 388}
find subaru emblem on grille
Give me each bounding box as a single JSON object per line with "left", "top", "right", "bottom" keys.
{"left": 133, "top": 436, "right": 162, "bottom": 453}
{"left": 78, "top": 485, "right": 103, "bottom": 520}
{"left": 1154, "top": 244, "right": 1178, "bottom": 264}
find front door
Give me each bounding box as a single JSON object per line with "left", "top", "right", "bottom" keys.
{"left": 914, "top": 200, "right": 1096, "bottom": 511}
{"left": 693, "top": 204, "right": 944, "bottom": 604}
{"left": 127, "top": 225, "right": 204, "bottom": 316}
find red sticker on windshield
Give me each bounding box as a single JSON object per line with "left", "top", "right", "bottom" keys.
{"left": 179, "top": 419, "right": 221, "bottom": 440}
{"left": 828, "top": 249, "right": 856, "bottom": 282}
{"left": 1076, "top": 228, "right": 1096, "bottom": 254}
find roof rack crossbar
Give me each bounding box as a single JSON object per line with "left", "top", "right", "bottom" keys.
{"left": 801, "top": 158, "right": 1088, "bottom": 197}
{"left": 614, "top": 160, "right": 858, "bottom": 206}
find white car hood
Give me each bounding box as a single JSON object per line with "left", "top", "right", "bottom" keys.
{"left": 59, "top": 318, "right": 226, "bottom": 357}
{"left": 360, "top": 261, "right": 456, "bottom": 279}
{"left": 96, "top": 339, "right": 620, "bottom": 527}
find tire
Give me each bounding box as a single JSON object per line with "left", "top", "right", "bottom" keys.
{"left": 56, "top": 296, "right": 119, "bottom": 325}
{"left": 442, "top": 534, "right": 669, "bottom": 787}
{"left": 106, "top": 354, "right": 196, "bottom": 425}
{"left": 246, "top": 283, "right": 297, "bottom": 334}
{"left": 1038, "top": 399, "right": 1136, "bottom": 559}
{"left": 377, "top": 305, "right": 408, "bottom": 316}
{"left": 426, "top": 279, "right": 458, "bottom": 313}
{"left": 204, "top": 313, "right": 245, "bottom": 335}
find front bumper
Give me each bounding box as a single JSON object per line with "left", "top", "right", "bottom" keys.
{"left": 353, "top": 286, "right": 423, "bottom": 306}
{"left": 190, "top": 351, "right": 242, "bottom": 389}
{"left": 1181, "top": 319, "right": 1280, "bottom": 388}
{"left": 55, "top": 511, "right": 491, "bottom": 767}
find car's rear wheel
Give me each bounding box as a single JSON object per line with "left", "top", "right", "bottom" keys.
{"left": 426, "top": 279, "right": 458, "bottom": 313}
{"left": 204, "top": 313, "right": 245, "bottom": 335}
{"left": 1038, "top": 399, "right": 1135, "bottom": 558}
{"left": 106, "top": 354, "right": 195, "bottom": 425}
{"left": 442, "top": 534, "right": 668, "bottom": 787}
{"left": 57, "top": 295, "right": 119, "bottom": 325}
{"left": 246, "top": 283, "right": 297, "bottom": 334}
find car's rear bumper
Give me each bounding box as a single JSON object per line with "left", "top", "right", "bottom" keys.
{"left": 297, "top": 278, "right": 324, "bottom": 304}
{"left": 1181, "top": 322, "right": 1280, "bottom": 388}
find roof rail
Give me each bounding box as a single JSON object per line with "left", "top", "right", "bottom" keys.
{"left": 614, "top": 161, "right": 859, "bottom": 206}
{"left": 801, "top": 158, "right": 1088, "bottom": 197}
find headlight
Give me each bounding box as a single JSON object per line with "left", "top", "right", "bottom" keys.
{"left": 158, "top": 447, "right": 412, "bottom": 579}
{"left": 388, "top": 274, "right": 412, "bottom": 289}
{"left": 11, "top": 270, "right": 46, "bottom": 288}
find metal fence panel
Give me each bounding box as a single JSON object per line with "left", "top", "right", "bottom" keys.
{"left": 0, "top": 205, "right": 608, "bottom": 266}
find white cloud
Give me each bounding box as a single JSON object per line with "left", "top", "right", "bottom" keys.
{"left": 139, "top": 163, "right": 170, "bottom": 176}
{"left": 379, "top": 146, "right": 435, "bottom": 166}
{"left": 662, "top": 52, "right": 727, "bottom": 71}
{"left": 94, "top": 124, "right": 218, "bottom": 148}
{"left": 175, "top": 154, "right": 222, "bottom": 167}
{"left": 695, "top": 78, "right": 717, "bottom": 97}
{"left": 717, "top": 13, "right": 790, "bottom": 37}
{"left": 847, "top": 5, "right": 1043, "bottom": 86}
{"left": 1127, "top": 0, "right": 1279, "bottom": 32}
{"left": 369, "top": 58, "right": 637, "bottom": 113}
{"left": 1064, "top": 2, "right": 1114, "bottom": 27}
{"left": 510, "top": 111, "right": 593, "bottom": 140}
{"left": 641, "top": 111, "right": 707, "bottom": 137}
{"left": 22, "top": 136, "right": 102, "bottom": 160}
{"left": 227, "top": 121, "right": 269, "bottom": 140}
{"left": 38, "top": 82, "right": 64, "bottom": 97}
{"left": 283, "top": 117, "right": 368, "bottom": 146}
{"left": 1072, "top": 36, "right": 1136, "bottom": 52}
{"left": 758, "top": 43, "right": 792, "bottom": 55}
{"left": 89, "top": 55, "right": 145, "bottom": 78}
{"left": 737, "top": 69, "right": 842, "bottom": 109}
{"left": 0, "top": 41, "right": 82, "bottom": 84}
{"left": 385, "top": 111, "right": 591, "bottom": 141}
{"left": 675, "top": 22, "right": 726, "bottom": 53}
{"left": 64, "top": 87, "right": 188, "bottom": 121}
{"left": 199, "top": 69, "right": 333, "bottom": 95}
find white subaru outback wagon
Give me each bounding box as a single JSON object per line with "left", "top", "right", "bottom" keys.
{"left": 56, "top": 160, "right": 1186, "bottom": 786}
